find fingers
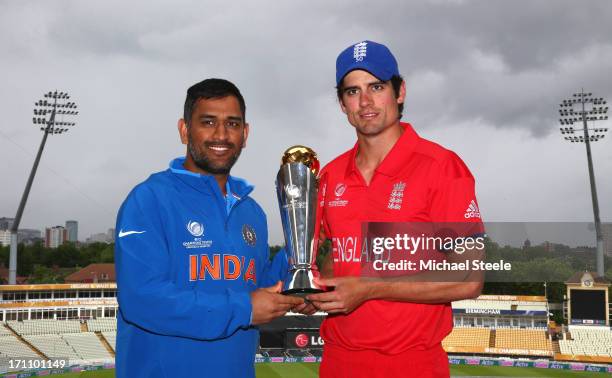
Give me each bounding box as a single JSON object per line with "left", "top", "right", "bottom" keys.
{"left": 263, "top": 281, "right": 283, "bottom": 293}
{"left": 311, "top": 300, "right": 345, "bottom": 313}
{"left": 267, "top": 293, "right": 303, "bottom": 315}
{"left": 302, "top": 303, "right": 317, "bottom": 315}
{"left": 275, "top": 293, "right": 304, "bottom": 306}
{"left": 292, "top": 303, "right": 317, "bottom": 315}
{"left": 306, "top": 291, "right": 337, "bottom": 303}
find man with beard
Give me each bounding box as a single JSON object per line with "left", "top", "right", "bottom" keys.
{"left": 115, "top": 78, "right": 303, "bottom": 378}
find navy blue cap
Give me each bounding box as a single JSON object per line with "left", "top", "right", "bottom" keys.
{"left": 336, "top": 40, "right": 399, "bottom": 85}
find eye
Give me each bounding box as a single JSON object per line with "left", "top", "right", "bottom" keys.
{"left": 345, "top": 88, "right": 359, "bottom": 96}
{"left": 201, "top": 119, "right": 215, "bottom": 127}
{"left": 372, "top": 84, "right": 385, "bottom": 91}
{"left": 226, "top": 121, "right": 242, "bottom": 129}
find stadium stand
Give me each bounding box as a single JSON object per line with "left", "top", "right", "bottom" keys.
{"left": 559, "top": 326, "right": 612, "bottom": 357}
{"left": 2, "top": 283, "right": 611, "bottom": 374}
{"left": 23, "top": 334, "right": 81, "bottom": 360}
{"left": 262, "top": 349, "right": 286, "bottom": 358}
{"left": 87, "top": 318, "right": 117, "bottom": 332}
{"left": 285, "top": 349, "right": 314, "bottom": 357}
{"left": 451, "top": 295, "right": 549, "bottom": 329}
{"left": 0, "top": 318, "right": 117, "bottom": 364}
{"left": 101, "top": 331, "right": 116, "bottom": 351}
{"left": 0, "top": 324, "right": 12, "bottom": 335}
{"left": 0, "top": 334, "right": 40, "bottom": 359}
{"left": 441, "top": 327, "right": 490, "bottom": 348}
{"left": 7, "top": 320, "right": 81, "bottom": 335}
{"left": 62, "top": 332, "right": 114, "bottom": 359}
{"left": 495, "top": 329, "right": 551, "bottom": 351}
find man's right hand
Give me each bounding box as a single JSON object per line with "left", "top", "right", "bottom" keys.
{"left": 250, "top": 281, "right": 304, "bottom": 325}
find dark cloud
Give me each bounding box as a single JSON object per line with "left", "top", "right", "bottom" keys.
{"left": 0, "top": 0, "right": 610, "bottom": 243}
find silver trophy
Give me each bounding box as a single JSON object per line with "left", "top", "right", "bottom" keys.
{"left": 276, "top": 146, "right": 323, "bottom": 297}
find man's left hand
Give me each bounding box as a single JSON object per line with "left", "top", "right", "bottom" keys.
{"left": 306, "top": 277, "right": 371, "bottom": 314}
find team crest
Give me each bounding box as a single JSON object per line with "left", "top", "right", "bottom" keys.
{"left": 387, "top": 182, "right": 406, "bottom": 210}
{"left": 242, "top": 224, "right": 257, "bottom": 247}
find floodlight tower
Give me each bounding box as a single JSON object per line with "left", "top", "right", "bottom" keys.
{"left": 8, "top": 91, "right": 78, "bottom": 284}
{"left": 559, "top": 89, "right": 608, "bottom": 276}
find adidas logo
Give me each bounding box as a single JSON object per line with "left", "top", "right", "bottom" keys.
{"left": 464, "top": 200, "right": 481, "bottom": 219}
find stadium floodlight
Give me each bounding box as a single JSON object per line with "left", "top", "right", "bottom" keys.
{"left": 558, "top": 89, "right": 609, "bottom": 277}
{"left": 8, "top": 90, "right": 78, "bottom": 285}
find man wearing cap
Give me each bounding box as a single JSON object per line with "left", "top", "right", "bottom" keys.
{"left": 306, "top": 41, "right": 484, "bottom": 377}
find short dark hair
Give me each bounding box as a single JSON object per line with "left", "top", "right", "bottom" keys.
{"left": 336, "top": 74, "right": 404, "bottom": 119}
{"left": 183, "top": 78, "right": 246, "bottom": 125}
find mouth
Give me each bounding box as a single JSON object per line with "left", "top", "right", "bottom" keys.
{"left": 359, "top": 111, "right": 379, "bottom": 120}
{"left": 206, "top": 144, "right": 233, "bottom": 156}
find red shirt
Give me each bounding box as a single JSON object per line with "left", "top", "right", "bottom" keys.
{"left": 318, "top": 122, "right": 483, "bottom": 354}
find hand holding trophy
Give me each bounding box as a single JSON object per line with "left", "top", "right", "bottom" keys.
{"left": 276, "top": 146, "right": 324, "bottom": 297}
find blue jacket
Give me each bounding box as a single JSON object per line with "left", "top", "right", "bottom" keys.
{"left": 115, "top": 158, "right": 287, "bottom": 378}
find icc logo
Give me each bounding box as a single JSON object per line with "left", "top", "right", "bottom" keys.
{"left": 285, "top": 184, "right": 301, "bottom": 199}
{"left": 295, "top": 333, "right": 308, "bottom": 348}
{"left": 187, "top": 221, "right": 204, "bottom": 237}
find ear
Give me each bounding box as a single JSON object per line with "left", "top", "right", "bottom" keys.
{"left": 339, "top": 97, "right": 348, "bottom": 115}
{"left": 178, "top": 118, "right": 188, "bottom": 145}
{"left": 397, "top": 80, "right": 406, "bottom": 105}
{"left": 242, "top": 122, "right": 250, "bottom": 148}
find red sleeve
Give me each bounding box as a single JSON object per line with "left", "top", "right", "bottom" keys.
{"left": 429, "top": 152, "right": 484, "bottom": 235}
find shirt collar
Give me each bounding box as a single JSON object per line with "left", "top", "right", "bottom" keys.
{"left": 345, "top": 122, "right": 420, "bottom": 179}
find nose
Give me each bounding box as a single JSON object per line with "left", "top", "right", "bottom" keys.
{"left": 212, "top": 122, "right": 228, "bottom": 141}
{"left": 359, "top": 90, "right": 373, "bottom": 108}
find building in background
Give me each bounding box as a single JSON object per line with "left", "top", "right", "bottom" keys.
{"left": 86, "top": 228, "right": 115, "bottom": 244}
{"left": 17, "top": 229, "right": 42, "bottom": 245}
{"left": 0, "top": 217, "right": 14, "bottom": 230}
{"left": 1, "top": 229, "right": 42, "bottom": 247}
{"left": 45, "top": 226, "right": 67, "bottom": 248}
{"left": 0, "top": 230, "right": 10, "bottom": 247}
{"left": 65, "top": 220, "right": 78, "bottom": 242}
{"left": 603, "top": 223, "right": 612, "bottom": 258}
{"left": 64, "top": 263, "right": 115, "bottom": 283}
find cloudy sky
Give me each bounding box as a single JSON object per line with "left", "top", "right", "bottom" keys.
{"left": 1, "top": 0, "right": 611, "bottom": 245}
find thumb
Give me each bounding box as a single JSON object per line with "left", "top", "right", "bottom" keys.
{"left": 264, "top": 281, "right": 283, "bottom": 293}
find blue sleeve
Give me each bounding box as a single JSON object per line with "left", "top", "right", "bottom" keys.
{"left": 115, "top": 185, "right": 252, "bottom": 340}
{"left": 258, "top": 248, "right": 289, "bottom": 288}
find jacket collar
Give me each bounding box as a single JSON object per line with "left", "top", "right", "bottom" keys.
{"left": 169, "top": 157, "right": 254, "bottom": 199}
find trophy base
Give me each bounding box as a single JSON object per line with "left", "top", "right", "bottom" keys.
{"left": 281, "top": 267, "right": 322, "bottom": 298}
{"left": 281, "top": 287, "right": 324, "bottom": 298}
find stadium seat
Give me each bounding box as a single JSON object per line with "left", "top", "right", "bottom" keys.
{"left": 495, "top": 329, "right": 551, "bottom": 352}
{"left": 442, "top": 327, "right": 490, "bottom": 348}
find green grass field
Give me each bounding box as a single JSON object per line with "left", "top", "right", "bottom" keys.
{"left": 29, "top": 363, "right": 610, "bottom": 377}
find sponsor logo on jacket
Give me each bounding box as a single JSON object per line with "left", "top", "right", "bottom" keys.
{"left": 327, "top": 182, "right": 349, "bottom": 207}
{"left": 464, "top": 200, "right": 481, "bottom": 219}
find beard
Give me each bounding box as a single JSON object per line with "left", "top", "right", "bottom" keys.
{"left": 187, "top": 137, "right": 243, "bottom": 175}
